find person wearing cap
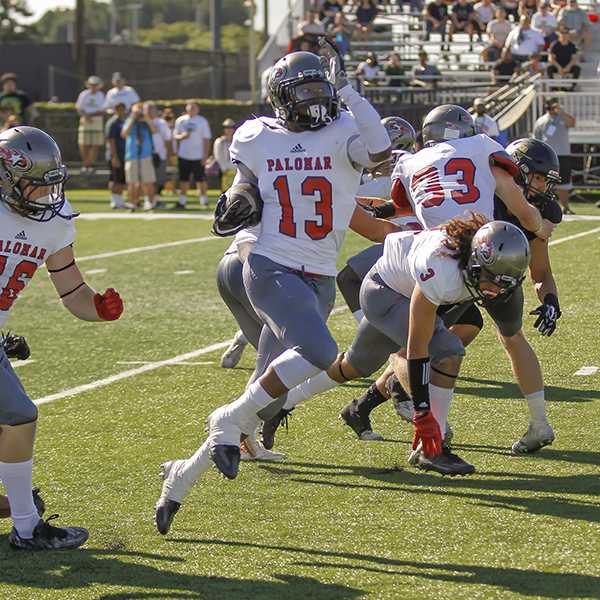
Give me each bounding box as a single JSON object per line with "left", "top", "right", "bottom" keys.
{"left": 76, "top": 75, "right": 106, "bottom": 174}
{"left": 473, "top": 98, "right": 500, "bottom": 140}
{"left": 533, "top": 97, "right": 576, "bottom": 214}
{"left": 547, "top": 26, "right": 581, "bottom": 89}
{"left": 0, "top": 73, "right": 31, "bottom": 126}
{"left": 104, "top": 72, "right": 140, "bottom": 114}
{"left": 212, "top": 118, "right": 236, "bottom": 192}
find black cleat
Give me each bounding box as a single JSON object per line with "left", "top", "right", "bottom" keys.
{"left": 155, "top": 498, "right": 181, "bottom": 535}
{"left": 210, "top": 444, "right": 241, "bottom": 479}
{"left": 32, "top": 487, "right": 45, "bottom": 517}
{"left": 261, "top": 408, "right": 292, "bottom": 450}
{"left": 408, "top": 444, "right": 475, "bottom": 476}
{"left": 339, "top": 399, "right": 383, "bottom": 441}
{"left": 8, "top": 515, "right": 89, "bottom": 550}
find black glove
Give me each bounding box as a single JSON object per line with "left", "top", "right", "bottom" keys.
{"left": 1, "top": 331, "right": 31, "bottom": 360}
{"left": 362, "top": 201, "right": 396, "bottom": 220}
{"left": 529, "top": 294, "right": 561, "bottom": 336}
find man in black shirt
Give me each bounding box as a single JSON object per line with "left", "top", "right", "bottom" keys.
{"left": 424, "top": 0, "right": 450, "bottom": 50}
{"left": 492, "top": 48, "right": 520, "bottom": 84}
{"left": 449, "top": 0, "right": 476, "bottom": 48}
{"left": 105, "top": 102, "right": 127, "bottom": 209}
{"left": 0, "top": 73, "right": 31, "bottom": 125}
{"left": 547, "top": 27, "right": 581, "bottom": 90}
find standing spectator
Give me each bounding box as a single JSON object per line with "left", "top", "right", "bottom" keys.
{"left": 161, "top": 107, "right": 178, "bottom": 193}
{"left": 411, "top": 50, "right": 442, "bottom": 86}
{"left": 356, "top": 0, "right": 378, "bottom": 41}
{"left": 121, "top": 102, "right": 157, "bottom": 210}
{"left": 383, "top": 52, "right": 406, "bottom": 86}
{"left": 484, "top": 7, "right": 513, "bottom": 61}
{"left": 557, "top": 0, "right": 591, "bottom": 60}
{"left": 104, "top": 72, "right": 140, "bottom": 114}
{"left": 532, "top": 1, "right": 558, "bottom": 45}
{"left": 174, "top": 102, "right": 212, "bottom": 209}
{"left": 319, "top": 0, "right": 345, "bottom": 30}
{"left": 473, "top": 98, "right": 500, "bottom": 138}
{"left": 105, "top": 102, "right": 127, "bottom": 209}
{"left": 504, "top": 15, "right": 545, "bottom": 62}
{"left": 533, "top": 97, "right": 576, "bottom": 213}
{"left": 212, "top": 118, "right": 237, "bottom": 192}
{"left": 145, "top": 101, "right": 172, "bottom": 206}
{"left": 0, "top": 73, "right": 31, "bottom": 124}
{"left": 298, "top": 10, "right": 326, "bottom": 36}
{"left": 75, "top": 75, "right": 105, "bottom": 174}
{"left": 492, "top": 47, "right": 520, "bottom": 83}
{"left": 449, "top": 0, "right": 478, "bottom": 49}
{"left": 331, "top": 13, "right": 354, "bottom": 58}
{"left": 547, "top": 26, "right": 581, "bottom": 89}
{"left": 424, "top": 0, "right": 450, "bottom": 51}
{"left": 356, "top": 52, "right": 381, "bottom": 86}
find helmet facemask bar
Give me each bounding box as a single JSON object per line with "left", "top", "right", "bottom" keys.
{"left": 277, "top": 78, "right": 339, "bottom": 130}
{"left": 463, "top": 258, "right": 525, "bottom": 305}
{"left": 520, "top": 169, "right": 561, "bottom": 206}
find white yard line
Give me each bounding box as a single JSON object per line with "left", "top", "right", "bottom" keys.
{"left": 116, "top": 360, "right": 213, "bottom": 366}
{"left": 85, "top": 268, "right": 107, "bottom": 275}
{"left": 174, "top": 270, "right": 195, "bottom": 275}
{"left": 77, "top": 213, "right": 213, "bottom": 221}
{"left": 574, "top": 366, "right": 598, "bottom": 376}
{"left": 11, "top": 359, "right": 36, "bottom": 369}
{"left": 548, "top": 226, "right": 600, "bottom": 247}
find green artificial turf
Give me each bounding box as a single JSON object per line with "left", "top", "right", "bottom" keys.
{"left": 0, "top": 190, "right": 599, "bottom": 599}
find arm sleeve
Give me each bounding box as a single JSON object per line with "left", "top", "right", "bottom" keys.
{"left": 75, "top": 91, "right": 85, "bottom": 111}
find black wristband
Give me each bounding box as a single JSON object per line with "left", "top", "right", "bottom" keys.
{"left": 544, "top": 293, "right": 561, "bottom": 316}
{"left": 373, "top": 202, "right": 396, "bottom": 219}
{"left": 407, "top": 357, "right": 430, "bottom": 411}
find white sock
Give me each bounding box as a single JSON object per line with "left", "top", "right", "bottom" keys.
{"left": 111, "top": 192, "right": 123, "bottom": 204}
{"left": 352, "top": 309, "right": 364, "bottom": 323}
{"left": 284, "top": 371, "right": 339, "bottom": 410}
{"left": 525, "top": 390, "right": 547, "bottom": 425}
{"left": 172, "top": 440, "right": 211, "bottom": 502}
{"left": 0, "top": 460, "right": 39, "bottom": 539}
{"left": 179, "top": 193, "right": 187, "bottom": 205}
{"left": 234, "top": 330, "right": 247, "bottom": 345}
{"left": 429, "top": 384, "right": 453, "bottom": 434}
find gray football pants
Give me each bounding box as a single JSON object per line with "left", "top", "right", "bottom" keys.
{"left": 0, "top": 350, "right": 38, "bottom": 426}
{"left": 216, "top": 252, "right": 263, "bottom": 349}
{"left": 346, "top": 269, "right": 466, "bottom": 377}
{"left": 243, "top": 253, "right": 337, "bottom": 419}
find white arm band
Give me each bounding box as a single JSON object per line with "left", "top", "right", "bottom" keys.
{"left": 338, "top": 84, "right": 390, "bottom": 155}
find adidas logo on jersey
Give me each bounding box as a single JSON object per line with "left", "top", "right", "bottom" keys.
{"left": 15, "top": 230, "right": 27, "bottom": 240}
{"left": 290, "top": 144, "right": 306, "bottom": 153}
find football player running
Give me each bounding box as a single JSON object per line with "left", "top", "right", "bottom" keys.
{"left": 0, "top": 127, "right": 124, "bottom": 550}
{"left": 154, "top": 43, "right": 395, "bottom": 534}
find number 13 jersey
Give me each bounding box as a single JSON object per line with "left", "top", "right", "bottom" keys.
{"left": 391, "top": 134, "right": 505, "bottom": 229}
{"left": 230, "top": 112, "right": 363, "bottom": 276}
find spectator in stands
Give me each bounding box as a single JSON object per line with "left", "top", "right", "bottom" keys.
{"left": 532, "top": 1, "right": 558, "bottom": 45}
{"left": 104, "top": 73, "right": 140, "bottom": 114}
{"left": 212, "top": 118, "right": 237, "bottom": 192}
{"left": 75, "top": 76, "right": 105, "bottom": 175}
{"left": 504, "top": 15, "right": 545, "bottom": 62}
{"left": 484, "top": 7, "right": 513, "bottom": 61}
{"left": 412, "top": 50, "right": 442, "bottom": 86}
{"left": 383, "top": 52, "right": 406, "bottom": 86}
{"left": 356, "top": 52, "right": 381, "bottom": 86}
{"left": 161, "top": 107, "right": 177, "bottom": 194}
{"left": 473, "top": 98, "right": 501, "bottom": 139}
{"left": 331, "top": 12, "right": 354, "bottom": 58}
{"left": 449, "top": 0, "right": 478, "bottom": 49}
{"left": 557, "top": 0, "right": 591, "bottom": 60}
{"left": 298, "top": 10, "right": 326, "bottom": 36}
{"left": 474, "top": 0, "right": 497, "bottom": 30}
{"left": 0, "top": 113, "right": 21, "bottom": 132}
{"left": 121, "top": 102, "right": 157, "bottom": 211}
{"left": 145, "top": 101, "right": 172, "bottom": 208}
{"left": 492, "top": 47, "right": 520, "bottom": 83}
{"left": 356, "top": 0, "right": 378, "bottom": 40}
{"left": 547, "top": 26, "right": 581, "bottom": 88}
{"left": 533, "top": 97, "right": 576, "bottom": 213}
{"left": 174, "top": 102, "right": 212, "bottom": 209}
{"left": 424, "top": 0, "right": 450, "bottom": 51}
{"left": 525, "top": 52, "right": 545, "bottom": 74}
{"left": 518, "top": 0, "right": 538, "bottom": 17}
{"left": 320, "top": 0, "right": 345, "bottom": 29}
{"left": 501, "top": 0, "right": 520, "bottom": 21}
{"left": 105, "top": 102, "right": 127, "bottom": 209}
{"left": 0, "top": 73, "right": 31, "bottom": 125}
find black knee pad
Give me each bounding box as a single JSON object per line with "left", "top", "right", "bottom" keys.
{"left": 336, "top": 265, "right": 362, "bottom": 313}
{"left": 455, "top": 303, "right": 484, "bottom": 330}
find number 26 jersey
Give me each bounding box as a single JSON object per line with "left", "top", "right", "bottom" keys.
{"left": 391, "top": 134, "right": 506, "bottom": 229}
{"left": 230, "top": 112, "right": 363, "bottom": 276}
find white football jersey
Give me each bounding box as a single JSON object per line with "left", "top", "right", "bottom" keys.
{"left": 230, "top": 112, "right": 363, "bottom": 276}
{"left": 376, "top": 229, "right": 471, "bottom": 306}
{"left": 0, "top": 200, "right": 76, "bottom": 327}
{"left": 391, "top": 134, "right": 505, "bottom": 229}
{"left": 224, "top": 224, "right": 260, "bottom": 256}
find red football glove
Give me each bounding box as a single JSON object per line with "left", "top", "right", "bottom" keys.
{"left": 94, "top": 288, "right": 123, "bottom": 321}
{"left": 412, "top": 410, "right": 442, "bottom": 458}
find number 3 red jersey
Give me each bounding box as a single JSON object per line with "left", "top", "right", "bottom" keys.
{"left": 391, "top": 134, "right": 505, "bottom": 229}
{"left": 230, "top": 112, "right": 363, "bottom": 276}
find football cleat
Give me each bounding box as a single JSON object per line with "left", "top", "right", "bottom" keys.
{"left": 408, "top": 443, "right": 475, "bottom": 476}
{"left": 32, "top": 487, "right": 46, "bottom": 518}
{"left": 261, "top": 408, "right": 293, "bottom": 450}
{"left": 209, "top": 445, "right": 241, "bottom": 479}
{"left": 154, "top": 460, "right": 187, "bottom": 535}
{"left": 155, "top": 498, "right": 180, "bottom": 536}
{"left": 220, "top": 331, "right": 248, "bottom": 369}
{"left": 8, "top": 515, "right": 89, "bottom": 550}
{"left": 511, "top": 422, "right": 555, "bottom": 454}
{"left": 339, "top": 400, "right": 384, "bottom": 441}
{"left": 240, "top": 435, "right": 285, "bottom": 462}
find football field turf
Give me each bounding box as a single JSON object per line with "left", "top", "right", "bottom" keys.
{"left": 1, "top": 189, "right": 599, "bottom": 599}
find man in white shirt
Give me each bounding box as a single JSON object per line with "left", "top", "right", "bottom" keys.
{"left": 76, "top": 75, "right": 105, "bottom": 174}
{"left": 504, "top": 15, "right": 545, "bottom": 62}
{"left": 173, "top": 102, "right": 212, "bottom": 208}
{"left": 145, "top": 102, "right": 172, "bottom": 209}
{"left": 473, "top": 98, "right": 500, "bottom": 139}
{"left": 532, "top": 1, "right": 558, "bottom": 45}
{"left": 104, "top": 72, "right": 140, "bottom": 114}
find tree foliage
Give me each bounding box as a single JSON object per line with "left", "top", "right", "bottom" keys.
{"left": 0, "top": 0, "right": 33, "bottom": 41}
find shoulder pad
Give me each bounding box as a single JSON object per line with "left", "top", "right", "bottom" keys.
{"left": 233, "top": 118, "right": 267, "bottom": 144}
{"left": 489, "top": 151, "right": 519, "bottom": 177}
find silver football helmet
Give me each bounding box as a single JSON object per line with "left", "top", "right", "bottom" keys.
{"left": 382, "top": 117, "right": 416, "bottom": 152}
{"left": 464, "top": 221, "right": 530, "bottom": 303}
{"left": 0, "top": 126, "right": 67, "bottom": 221}
{"left": 422, "top": 104, "right": 475, "bottom": 146}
